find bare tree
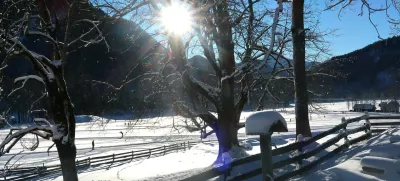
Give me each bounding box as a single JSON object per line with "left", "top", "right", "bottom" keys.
{"left": 89, "top": 0, "right": 292, "bottom": 163}
{"left": 90, "top": 0, "right": 334, "bottom": 162}
{"left": 292, "top": 0, "right": 312, "bottom": 137}
{"left": 0, "top": 0, "right": 119, "bottom": 180}
{"left": 325, "top": 0, "right": 400, "bottom": 38}
{"left": 253, "top": 1, "right": 336, "bottom": 137}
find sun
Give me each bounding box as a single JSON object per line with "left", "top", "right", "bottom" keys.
{"left": 160, "top": 2, "right": 193, "bottom": 35}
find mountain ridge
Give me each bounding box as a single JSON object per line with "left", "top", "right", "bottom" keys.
{"left": 312, "top": 36, "right": 400, "bottom": 99}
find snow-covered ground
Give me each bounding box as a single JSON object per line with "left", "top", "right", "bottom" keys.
{"left": 1, "top": 100, "right": 399, "bottom": 180}
{"left": 295, "top": 128, "right": 400, "bottom": 181}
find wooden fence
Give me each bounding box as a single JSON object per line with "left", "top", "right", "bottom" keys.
{"left": 181, "top": 114, "right": 400, "bottom": 181}
{"left": 0, "top": 140, "right": 215, "bottom": 181}
{"left": 1, "top": 114, "right": 399, "bottom": 181}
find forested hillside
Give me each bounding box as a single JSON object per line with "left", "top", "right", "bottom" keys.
{"left": 0, "top": 1, "right": 164, "bottom": 116}
{"left": 312, "top": 36, "right": 400, "bottom": 99}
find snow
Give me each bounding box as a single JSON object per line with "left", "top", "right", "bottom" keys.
{"left": 52, "top": 60, "right": 62, "bottom": 67}
{"left": 257, "top": 0, "right": 283, "bottom": 71}
{"left": 1, "top": 100, "right": 400, "bottom": 181}
{"left": 389, "top": 135, "right": 400, "bottom": 143}
{"left": 360, "top": 156, "right": 400, "bottom": 173}
{"left": 369, "top": 143, "right": 400, "bottom": 159}
{"left": 53, "top": 143, "right": 221, "bottom": 181}
{"left": 296, "top": 128, "right": 400, "bottom": 181}
{"left": 14, "top": 75, "right": 44, "bottom": 84}
{"left": 306, "top": 170, "right": 341, "bottom": 181}
{"left": 33, "top": 118, "right": 47, "bottom": 122}
{"left": 47, "top": 71, "right": 55, "bottom": 81}
{"left": 51, "top": 125, "right": 64, "bottom": 141}
{"left": 246, "top": 111, "right": 287, "bottom": 135}
{"left": 214, "top": 145, "right": 249, "bottom": 168}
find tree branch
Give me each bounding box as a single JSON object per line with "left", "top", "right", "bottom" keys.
{"left": 182, "top": 70, "right": 220, "bottom": 108}
{"left": 0, "top": 126, "right": 52, "bottom": 156}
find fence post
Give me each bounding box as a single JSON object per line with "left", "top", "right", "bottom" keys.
{"left": 260, "top": 133, "right": 273, "bottom": 181}
{"left": 36, "top": 166, "right": 41, "bottom": 177}
{"left": 187, "top": 141, "right": 190, "bottom": 149}
{"left": 296, "top": 134, "right": 304, "bottom": 167}
{"left": 88, "top": 157, "right": 91, "bottom": 166}
{"left": 148, "top": 149, "right": 152, "bottom": 158}
{"left": 163, "top": 145, "right": 166, "bottom": 155}
{"left": 4, "top": 166, "right": 7, "bottom": 180}
{"left": 112, "top": 154, "right": 115, "bottom": 162}
{"left": 132, "top": 151, "right": 134, "bottom": 160}
{"left": 341, "top": 117, "right": 350, "bottom": 148}
{"left": 365, "top": 112, "right": 372, "bottom": 137}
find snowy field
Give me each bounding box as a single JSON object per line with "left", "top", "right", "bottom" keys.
{"left": 296, "top": 128, "right": 400, "bottom": 181}
{"left": 1, "top": 100, "right": 399, "bottom": 180}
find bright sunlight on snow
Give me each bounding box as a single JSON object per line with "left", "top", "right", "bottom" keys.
{"left": 0, "top": 100, "right": 395, "bottom": 181}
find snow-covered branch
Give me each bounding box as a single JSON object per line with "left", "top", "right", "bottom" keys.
{"left": 33, "top": 118, "right": 52, "bottom": 126}
{"left": 14, "top": 75, "right": 44, "bottom": 85}
{"left": 256, "top": 67, "right": 293, "bottom": 108}
{"left": 253, "top": 44, "right": 293, "bottom": 68}
{"left": 306, "top": 72, "right": 337, "bottom": 78}
{"left": 256, "top": 0, "right": 284, "bottom": 71}
{"left": 91, "top": 72, "right": 160, "bottom": 91}
{"left": 6, "top": 38, "right": 55, "bottom": 80}
{"left": 182, "top": 70, "right": 220, "bottom": 108}
{"left": 195, "top": 30, "right": 222, "bottom": 79}
{"left": 0, "top": 126, "right": 52, "bottom": 156}
{"left": 68, "top": 19, "right": 110, "bottom": 51}
{"left": 25, "top": 30, "right": 59, "bottom": 47}
{"left": 8, "top": 75, "right": 45, "bottom": 97}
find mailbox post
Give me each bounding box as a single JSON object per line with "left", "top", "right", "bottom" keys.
{"left": 245, "top": 111, "right": 288, "bottom": 181}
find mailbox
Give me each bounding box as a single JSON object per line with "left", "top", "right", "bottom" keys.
{"left": 245, "top": 111, "right": 288, "bottom": 181}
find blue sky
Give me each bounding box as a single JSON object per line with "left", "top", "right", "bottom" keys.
{"left": 131, "top": 1, "right": 397, "bottom": 59}
{"left": 319, "top": 2, "right": 395, "bottom": 57}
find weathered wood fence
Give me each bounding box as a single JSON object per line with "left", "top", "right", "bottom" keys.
{"left": 1, "top": 114, "right": 399, "bottom": 181}
{"left": 181, "top": 114, "right": 400, "bottom": 181}
{"left": 0, "top": 140, "right": 214, "bottom": 181}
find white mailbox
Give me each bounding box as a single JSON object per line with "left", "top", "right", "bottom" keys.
{"left": 246, "top": 111, "right": 288, "bottom": 135}
{"left": 245, "top": 111, "right": 288, "bottom": 181}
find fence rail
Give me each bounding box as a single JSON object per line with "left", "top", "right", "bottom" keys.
{"left": 0, "top": 140, "right": 217, "bottom": 181}
{"left": 181, "top": 113, "right": 400, "bottom": 181}
{"left": 2, "top": 113, "right": 399, "bottom": 181}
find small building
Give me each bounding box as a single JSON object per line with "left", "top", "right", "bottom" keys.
{"left": 353, "top": 104, "right": 376, "bottom": 112}
{"left": 29, "top": 109, "right": 48, "bottom": 122}
{"left": 379, "top": 101, "right": 400, "bottom": 113}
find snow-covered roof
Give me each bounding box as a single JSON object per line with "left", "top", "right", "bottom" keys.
{"left": 245, "top": 111, "right": 288, "bottom": 135}
{"left": 30, "top": 109, "right": 47, "bottom": 113}
{"left": 380, "top": 101, "right": 399, "bottom": 107}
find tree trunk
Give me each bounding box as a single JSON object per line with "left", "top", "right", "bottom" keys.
{"left": 46, "top": 72, "right": 78, "bottom": 181}
{"left": 215, "top": 0, "right": 238, "bottom": 159}
{"left": 292, "top": 0, "right": 312, "bottom": 137}
{"left": 56, "top": 142, "right": 78, "bottom": 181}
{"left": 215, "top": 110, "right": 239, "bottom": 162}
